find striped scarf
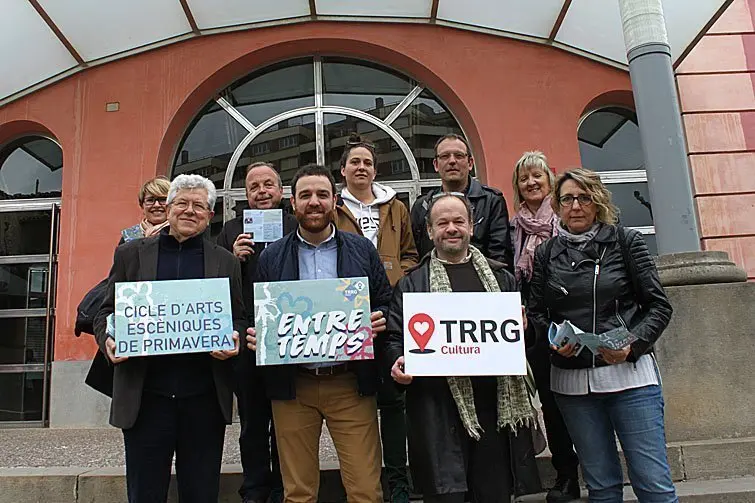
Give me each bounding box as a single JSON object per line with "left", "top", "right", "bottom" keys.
{"left": 430, "top": 246, "right": 535, "bottom": 440}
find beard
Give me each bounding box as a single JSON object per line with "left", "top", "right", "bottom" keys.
{"left": 297, "top": 208, "right": 331, "bottom": 234}
{"left": 436, "top": 234, "right": 470, "bottom": 256}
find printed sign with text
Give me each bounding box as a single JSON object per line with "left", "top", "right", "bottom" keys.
{"left": 243, "top": 209, "right": 283, "bottom": 243}
{"left": 403, "top": 292, "right": 526, "bottom": 376}
{"left": 254, "top": 277, "right": 373, "bottom": 366}
{"left": 114, "top": 278, "right": 234, "bottom": 357}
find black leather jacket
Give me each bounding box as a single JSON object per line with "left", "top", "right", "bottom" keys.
{"left": 410, "top": 176, "right": 514, "bottom": 271}
{"left": 528, "top": 224, "right": 672, "bottom": 369}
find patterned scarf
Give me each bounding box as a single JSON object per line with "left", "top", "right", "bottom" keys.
{"left": 430, "top": 246, "right": 535, "bottom": 440}
{"left": 141, "top": 219, "right": 170, "bottom": 238}
{"left": 558, "top": 222, "right": 602, "bottom": 251}
{"left": 512, "top": 196, "right": 558, "bottom": 282}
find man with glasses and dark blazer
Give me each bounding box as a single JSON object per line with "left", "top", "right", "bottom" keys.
{"left": 94, "top": 174, "right": 244, "bottom": 503}
{"left": 410, "top": 134, "right": 514, "bottom": 271}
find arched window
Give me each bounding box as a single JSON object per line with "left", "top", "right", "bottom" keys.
{"left": 0, "top": 136, "right": 62, "bottom": 200}
{"left": 172, "top": 56, "right": 466, "bottom": 237}
{"left": 578, "top": 107, "right": 657, "bottom": 254}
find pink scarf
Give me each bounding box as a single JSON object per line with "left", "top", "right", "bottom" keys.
{"left": 512, "top": 195, "right": 559, "bottom": 282}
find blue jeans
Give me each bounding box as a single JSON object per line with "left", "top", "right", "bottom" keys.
{"left": 555, "top": 385, "right": 678, "bottom": 503}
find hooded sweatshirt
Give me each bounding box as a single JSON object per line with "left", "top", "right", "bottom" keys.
{"left": 341, "top": 182, "right": 396, "bottom": 247}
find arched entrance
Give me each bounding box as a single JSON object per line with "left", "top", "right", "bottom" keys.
{"left": 0, "top": 134, "right": 61, "bottom": 426}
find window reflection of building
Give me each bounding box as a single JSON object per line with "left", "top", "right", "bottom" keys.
{"left": 0, "top": 137, "right": 63, "bottom": 199}
{"left": 171, "top": 57, "right": 467, "bottom": 238}
{"left": 0, "top": 137, "right": 60, "bottom": 424}
{"left": 578, "top": 107, "right": 657, "bottom": 254}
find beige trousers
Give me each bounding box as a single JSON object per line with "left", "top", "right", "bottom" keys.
{"left": 271, "top": 372, "right": 383, "bottom": 503}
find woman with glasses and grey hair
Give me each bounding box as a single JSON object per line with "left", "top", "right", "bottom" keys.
{"left": 527, "top": 168, "right": 678, "bottom": 502}
{"left": 511, "top": 152, "right": 580, "bottom": 503}
{"left": 119, "top": 176, "right": 171, "bottom": 244}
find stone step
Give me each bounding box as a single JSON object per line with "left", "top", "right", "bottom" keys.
{"left": 515, "top": 476, "right": 755, "bottom": 502}
{"left": 1, "top": 431, "right": 754, "bottom": 502}
{"left": 2, "top": 467, "right": 754, "bottom": 503}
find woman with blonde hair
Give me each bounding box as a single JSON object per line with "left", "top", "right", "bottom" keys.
{"left": 119, "top": 176, "right": 171, "bottom": 243}
{"left": 528, "top": 168, "right": 677, "bottom": 502}
{"left": 511, "top": 152, "right": 579, "bottom": 502}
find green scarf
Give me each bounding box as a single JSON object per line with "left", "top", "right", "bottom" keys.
{"left": 430, "top": 245, "right": 535, "bottom": 440}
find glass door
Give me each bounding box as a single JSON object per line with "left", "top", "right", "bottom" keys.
{"left": 0, "top": 203, "right": 59, "bottom": 426}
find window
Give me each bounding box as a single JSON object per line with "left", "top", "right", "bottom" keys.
{"left": 251, "top": 143, "right": 270, "bottom": 156}
{"left": 172, "top": 56, "right": 466, "bottom": 227}
{"left": 0, "top": 137, "right": 63, "bottom": 199}
{"left": 279, "top": 135, "right": 299, "bottom": 149}
{"left": 578, "top": 107, "right": 657, "bottom": 254}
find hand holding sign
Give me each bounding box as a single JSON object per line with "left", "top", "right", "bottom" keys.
{"left": 211, "top": 331, "right": 240, "bottom": 360}
{"left": 246, "top": 327, "right": 257, "bottom": 351}
{"left": 391, "top": 356, "right": 413, "bottom": 384}
{"left": 105, "top": 337, "right": 128, "bottom": 364}
{"left": 370, "top": 311, "right": 386, "bottom": 334}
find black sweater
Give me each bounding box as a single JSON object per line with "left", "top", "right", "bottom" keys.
{"left": 143, "top": 230, "right": 214, "bottom": 397}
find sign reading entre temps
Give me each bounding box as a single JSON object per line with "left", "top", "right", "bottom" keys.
{"left": 254, "top": 277, "right": 373, "bottom": 366}
{"left": 402, "top": 292, "right": 526, "bottom": 377}
{"left": 114, "top": 278, "right": 235, "bottom": 357}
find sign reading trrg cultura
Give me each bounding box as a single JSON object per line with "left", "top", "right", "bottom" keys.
{"left": 253, "top": 277, "right": 373, "bottom": 366}
{"left": 114, "top": 278, "right": 235, "bottom": 357}
{"left": 403, "top": 292, "right": 526, "bottom": 376}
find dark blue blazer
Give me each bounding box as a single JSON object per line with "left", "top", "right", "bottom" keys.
{"left": 255, "top": 227, "right": 393, "bottom": 400}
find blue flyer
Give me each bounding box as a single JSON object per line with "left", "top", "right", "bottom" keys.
{"left": 243, "top": 209, "right": 283, "bottom": 242}
{"left": 254, "top": 277, "right": 373, "bottom": 366}
{"left": 114, "top": 278, "right": 234, "bottom": 357}
{"left": 548, "top": 320, "right": 636, "bottom": 355}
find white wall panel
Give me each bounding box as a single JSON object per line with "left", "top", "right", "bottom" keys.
{"left": 38, "top": 0, "right": 191, "bottom": 62}
{"left": 556, "top": 0, "right": 627, "bottom": 64}
{"left": 315, "top": 0, "right": 432, "bottom": 18}
{"left": 0, "top": 1, "right": 77, "bottom": 99}
{"left": 437, "top": 0, "right": 563, "bottom": 39}
{"left": 188, "top": 0, "right": 310, "bottom": 30}
{"left": 0, "top": 0, "right": 733, "bottom": 105}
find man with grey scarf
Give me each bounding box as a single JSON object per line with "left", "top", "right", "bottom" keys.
{"left": 384, "top": 193, "right": 541, "bottom": 503}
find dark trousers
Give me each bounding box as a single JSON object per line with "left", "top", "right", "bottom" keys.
{"left": 237, "top": 353, "right": 283, "bottom": 501}
{"left": 377, "top": 375, "right": 409, "bottom": 499}
{"left": 425, "top": 387, "right": 514, "bottom": 503}
{"left": 530, "top": 346, "right": 579, "bottom": 481}
{"left": 122, "top": 391, "right": 226, "bottom": 503}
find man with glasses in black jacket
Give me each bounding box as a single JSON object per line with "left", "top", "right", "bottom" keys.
{"left": 410, "top": 134, "right": 514, "bottom": 271}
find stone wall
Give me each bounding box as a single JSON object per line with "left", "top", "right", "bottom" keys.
{"left": 655, "top": 281, "right": 755, "bottom": 442}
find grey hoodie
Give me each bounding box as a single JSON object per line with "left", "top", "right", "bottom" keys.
{"left": 341, "top": 182, "right": 396, "bottom": 247}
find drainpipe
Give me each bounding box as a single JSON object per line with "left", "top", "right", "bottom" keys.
{"left": 618, "top": 0, "right": 746, "bottom": 285}
{"left": 618, "top": 0, "right": 700, "bottom": 253}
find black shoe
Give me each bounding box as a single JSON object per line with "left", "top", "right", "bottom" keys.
{"left": 390, "top": 488, "right": 411, "bottom": 503}
{"left": 546, "top": 477, "right": 580, "bottom": 502}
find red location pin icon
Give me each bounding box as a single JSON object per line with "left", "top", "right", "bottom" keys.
{"left": 408, "top": 313, "right": 435, "bottom": 353}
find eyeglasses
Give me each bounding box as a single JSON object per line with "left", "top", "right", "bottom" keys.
{"left": 435, "top": 152, "right": 470, "bottom": 162}
{"left": 431, "top": 191, "right": 465, "bottom": 200}
{"left": 143, "top": 196, "right": 167, "bottom": 207}
{"left": 171, "top": 200, "right": 210, "bottom": 213}
{"left": 558, "top": 194, "right": 594, "bottom": 207}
